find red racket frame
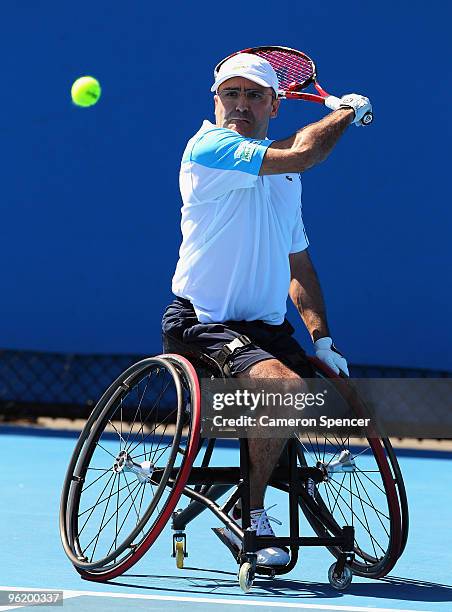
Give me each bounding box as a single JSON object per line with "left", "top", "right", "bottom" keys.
{"left": 215, "top": 45, "right": 373, "bottom": 125}
{"left": 215, "top": 45, "right": 332, "bottom": 104}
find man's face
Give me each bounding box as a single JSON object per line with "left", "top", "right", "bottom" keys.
{"left": 214, "top": 76, "right": 280, "bottom": 139}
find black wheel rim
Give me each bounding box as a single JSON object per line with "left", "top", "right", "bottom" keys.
{"left": 61, "top": 357, "right": 192, "bottom": 571}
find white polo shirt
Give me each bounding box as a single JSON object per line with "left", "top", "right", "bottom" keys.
{"left": 172, "top": 120, "right": 309, "bottom": 324}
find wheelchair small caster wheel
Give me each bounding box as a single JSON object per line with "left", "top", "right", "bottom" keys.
{"left": 328, "top": 562, "right": 353, "bottom": 590}
{"left": 175, "top": 540, "right": 185, "bottom": 569}
{"left": 238, "top": 562, "right": 254, "bottom": 593}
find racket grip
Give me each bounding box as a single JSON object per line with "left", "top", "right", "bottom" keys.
{"left": 359, "top": 111, "right": 373, "bottom": 126}
{"left": 325, "top": 95, "right": 373, "bottom": 126}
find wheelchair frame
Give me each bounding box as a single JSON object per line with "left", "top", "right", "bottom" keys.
{"left": 170, "top": 435, "right": 356, "bottom": 591}
{"left": 60, "top": 351, "right": 408, "bottom": 594}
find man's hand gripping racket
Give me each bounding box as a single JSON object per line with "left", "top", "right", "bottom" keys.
{"left": 214, "top": 46, "right": 373, "bottom": 127}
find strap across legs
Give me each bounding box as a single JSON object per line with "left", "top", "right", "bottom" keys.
{"left": 213, "top": 334, "right": 253, "bottom": 377}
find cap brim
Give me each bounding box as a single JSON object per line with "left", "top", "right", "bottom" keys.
{"left": 211, "top": 72, "right": 275, "bottom": 93}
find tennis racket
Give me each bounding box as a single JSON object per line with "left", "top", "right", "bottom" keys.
{"left": 214, "top": 45, "right": 373, "bottom": 126}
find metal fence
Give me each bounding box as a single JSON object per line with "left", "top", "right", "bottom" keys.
{"left": 0, "top": 348, "right": 450, "bottom": 421}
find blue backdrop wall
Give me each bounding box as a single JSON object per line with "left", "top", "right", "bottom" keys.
{"left": 1, "top": 0, "right": 451, "bottom": 370}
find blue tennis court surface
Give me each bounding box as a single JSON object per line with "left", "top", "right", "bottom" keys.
{"left": 1, "top": 429, "right": 451, "bottom": 612}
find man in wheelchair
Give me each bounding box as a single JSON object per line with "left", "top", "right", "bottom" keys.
{"left": 162, "top": 53, "right": 368, "bottom": 566}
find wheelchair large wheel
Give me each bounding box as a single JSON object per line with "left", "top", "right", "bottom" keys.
{"left": 296, "top": 357, "right": 408, "bottom": 578}
{"left": 59, "top": 354, "right": 200, "bottom": 581}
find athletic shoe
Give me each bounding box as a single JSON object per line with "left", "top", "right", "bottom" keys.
{"left": 218, "top": 504, "right": 290, "bottom": 566}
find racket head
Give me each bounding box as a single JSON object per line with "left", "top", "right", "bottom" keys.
{"left": 213, "top": 46, "right": 317, "bottom": 98}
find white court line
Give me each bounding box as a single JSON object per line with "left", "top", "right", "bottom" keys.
{"left": 0, "top": 586, "right": 432, "bottom": 612}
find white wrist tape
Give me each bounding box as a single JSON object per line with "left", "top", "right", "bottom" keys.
{"left": 324, "top": 96, "right": 341, "bottom": 111}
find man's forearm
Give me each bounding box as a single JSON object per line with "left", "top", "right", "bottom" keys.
{"left": 289, "top": 270, "right": 330, "bottom": 342}
{"left": 261, "top": 108, "right": 354, "bottom": 174}
{"left": 290, "top": 109, "right": 354, "bottom": 171}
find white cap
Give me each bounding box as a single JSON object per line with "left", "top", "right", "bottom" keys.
{"left": 211, "top": 53, "right": 279, "bottom": 96}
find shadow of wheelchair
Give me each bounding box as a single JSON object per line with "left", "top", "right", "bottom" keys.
{"left": 105, "top": 570, "right": 452, "bottom": 603}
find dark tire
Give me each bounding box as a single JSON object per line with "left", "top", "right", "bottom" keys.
{"left": 59, "top": 354, "right": 200, "bottom": 581}
{"left": 382, "top": 437, "right": 409, "bottom": 557}
{"left": 297, "top": 357, "right": 407, "bottom": 578}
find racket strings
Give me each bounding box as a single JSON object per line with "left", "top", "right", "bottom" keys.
{"left": 253, "top": 49, "right": 314, "bottom": 91}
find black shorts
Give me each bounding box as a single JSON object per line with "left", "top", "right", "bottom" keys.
{"left": 161, "top": 297, "right": 313, "bottom": 377}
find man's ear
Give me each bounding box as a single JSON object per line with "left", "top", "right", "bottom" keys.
{"left": 270, "top": 98, "right": 281, "bottom": 119}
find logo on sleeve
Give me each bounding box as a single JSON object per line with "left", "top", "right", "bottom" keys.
{"left": 234, "top": 141, "right": 257, "bottom": 162}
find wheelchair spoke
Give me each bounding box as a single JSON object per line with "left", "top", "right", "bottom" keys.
{"left": 109, "top": 481, "right": 145, "bottom": 550}
{"left": 81, "top": 479, "right": 142, "bottom": 556}
{"left": 296, "top": 434, "right": 316, "bottom": 464}
{"left": 114, "top": 473, "right": 121, "bottom": 554}
{"left": 78, "top": 480, "right": 134, "bottom": 518}
{"left": 123, "top": 374, "right": 152, "bottom": 449}
{"left": 354, "top": 472, "right": 391, "bottom": 532}
{"left": 354, "top": 465, "right": 387, "bottom": 495}
{"left": 140, "top": 400, "right": 147, "bottom": 462}
{"left": 120, "top": 398, "right": 123, "bottom": 451}
{"left": 331, "top": 473, "right": 347, "bottom": 515}
{"left": 88, "top": 472, "right": 118, "bottom": 562}
{"left": 308, "top": 432, "right": 344, "bottom": 465}
{"left": 322, "top": 476, "right": 335, "bottom": 516}
{"left": 87, "top": 467, "right": 112, "bottom": 472}
{"left": 326, "top": 478, "right": 387, "bottom": 556}
{"left": 352, "top": 446, "right": 373, "bottom": 459}
{"left": 326, "top": 480, "right": 350, "bottom": 532}
{"left": 349, "top": 473, "right": 354, "bottom": 535}
{"left": 108, "top": 419, "right": 128, "bottom": 449}
{"left": 313, "top": 433, "right": 322, "bottom": 461}
{"left": 134, "top": 371, "right": 173, "bottom": 446}
{"left": 82, "top": 468, "right": 112, "bottom": 493}
{"left": 125, "top": 384, "right": 175, "bottom": 456}
{"left": 328, "top": 475, "right": 390, "bottom": 521}
{"left": 150, "top": 441, "right": 174, "bottom": 465}
{"left": 133, "top": 374, "right": 156, "bottom": 459}
{"left": 129, "top": 407, "right": 178, "bottom": 458}
{"left": 349, "top": 472, "right": 379, "bottom": 561}
{"left": 137, "top": 479, "right": 148, "bottom": 524}
{"left": 123, "top": 473, "right": 142, "bottom": 523}
{"left": 106, "top": 478, "right": 146, "bottom": 557}
{"left": 78, "top": 471, "right": 115, "bottom": 535}
{"left": 96, "top": 443, "right": 118, "bottom": 461}
{"left": 146, "top": 414, "right": 176, "bottom": 460}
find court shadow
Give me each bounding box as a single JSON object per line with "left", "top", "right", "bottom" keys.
{"left": 101, "top": 571, "right": 452, "bottom": 603}
{"left": 104, "top": 570, "right": 239, "bottom": 597}
{"left": 251, "top": 575, "right": 452, "bottom": 603}
{"left": 375, "top": 576, "right": 452, "bottom": 604}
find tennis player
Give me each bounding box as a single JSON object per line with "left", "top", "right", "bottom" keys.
{"left": 162, "top": 53, "right": 372, "bottom": 565}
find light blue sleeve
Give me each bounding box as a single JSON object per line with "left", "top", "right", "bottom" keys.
{"left": 186, "top": 127, "right": 272, "bottom": 174}
{"left": 181, "top": 127, "right": 273, "bottom": 200}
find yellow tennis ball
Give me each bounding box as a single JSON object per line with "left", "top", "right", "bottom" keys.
{"left": 71, "top": 76, "right": 101, "bottom": 107}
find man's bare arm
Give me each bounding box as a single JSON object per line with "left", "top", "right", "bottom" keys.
{"left": 260, "top": 108, "right": 354, "bottom": 175}
{"left": 289, "top": 250, "right": 330, "bottom": 342}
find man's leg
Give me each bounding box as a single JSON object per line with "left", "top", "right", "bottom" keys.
{"left": 237, "top": 358, "right": 302, "bottom": 509}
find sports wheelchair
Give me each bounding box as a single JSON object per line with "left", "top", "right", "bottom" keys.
{"left": 60, "top": 341, "right": 408, "bottom": 594}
